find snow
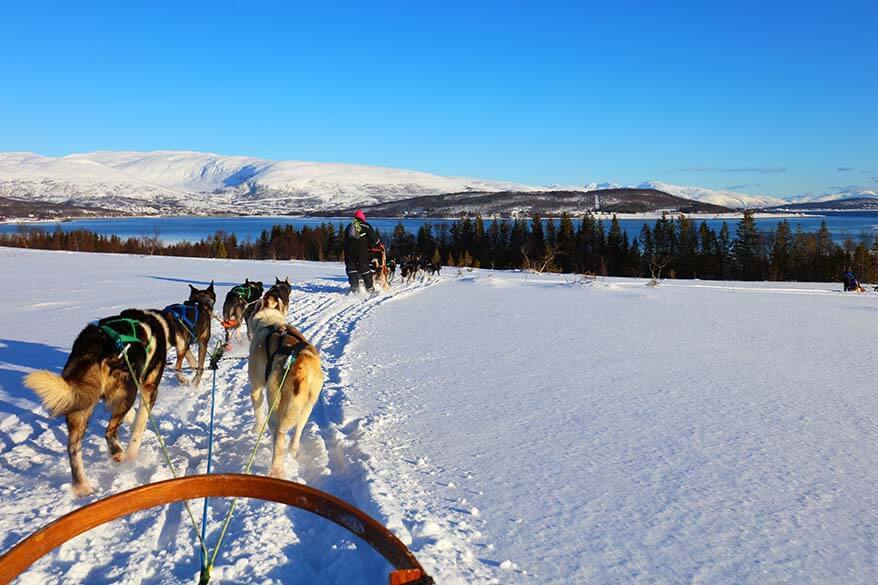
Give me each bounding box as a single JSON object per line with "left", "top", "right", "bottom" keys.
{"left": 784, "top": 187, "right": 878, "bottom": 204}
{"left": 0, "top": 248, "right": 877, "bottom": 583}
{"left": 0, "top": 151, "right": 540, "bottom": 215}
{"left": 638, "top": 180, "right": 787, "bottom": 209}
{"left": 0, "top": 150, "right": 818, "bottom": 216}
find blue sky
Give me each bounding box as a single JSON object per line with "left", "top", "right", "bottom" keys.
{"left": 1, "top": 0, "right": 875, "bottom": 197}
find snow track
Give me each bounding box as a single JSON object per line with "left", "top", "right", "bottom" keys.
{"left": 0, "top": 258, "right": 436, "bottom": 584}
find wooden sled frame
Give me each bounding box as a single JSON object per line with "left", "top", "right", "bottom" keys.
{"left": 0, "top": 474, "right": 432, "bottom": 585}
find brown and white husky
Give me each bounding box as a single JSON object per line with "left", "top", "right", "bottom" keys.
{"left": 247, "top": 306, "right": 323, "bottom": 478}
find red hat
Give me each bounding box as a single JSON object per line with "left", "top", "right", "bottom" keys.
{"left": 354, "top": 210, "right": 366, "bottom": 222}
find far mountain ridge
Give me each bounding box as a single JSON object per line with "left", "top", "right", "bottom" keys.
{"left": 0, "top": 150, "right": 870, "bottom": 217}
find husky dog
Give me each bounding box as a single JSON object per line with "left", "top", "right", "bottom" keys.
{"left": 370, "top": 249, "right": 391, "bottom": 291}
{"left": 257, "top": 277, "right": 292, "bottom": 316}
{"left": 155, "top": 282, "right": 216, "bottom": 386}
{"left": 247, "top": 306, "right": 323, "bottom": 478}
{"left": 221, "top": 279, "right": 264, "bottom": 346}
{"left": 386, "top": 258, "right": 397, "bottom": 284}
{"left": 24, "top": 310, "right": 168, "bottom": 497}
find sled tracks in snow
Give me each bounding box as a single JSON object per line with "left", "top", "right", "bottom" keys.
{"left": 3, "top": 277, "right": 438, "bottom": 585}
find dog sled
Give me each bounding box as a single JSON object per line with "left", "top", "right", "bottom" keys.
{"left": 0, "top": 474, "right": 433, "bottom": 585}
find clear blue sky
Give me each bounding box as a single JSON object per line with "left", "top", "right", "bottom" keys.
{"left": 1, "top": 0, "right": 875, "bottom": 197}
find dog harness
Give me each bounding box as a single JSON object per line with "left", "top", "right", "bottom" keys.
{"left": 230, "top": 285, "right": 257, "bottom": 302}
{"left": 264, "top": 329, "right": 310, "bottom": 383}
{"left": 99, "top": 317, "right": 154, "bottom": 354}
{"left": 162, "top": 302, "right": 199, "bottom": 342}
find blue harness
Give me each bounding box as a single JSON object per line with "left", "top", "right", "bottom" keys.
{"left": 163, "top": 302, "right": 199, "bottom": 342}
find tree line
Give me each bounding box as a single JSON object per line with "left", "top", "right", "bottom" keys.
{"left": 1, "top": 212, "right": 875, "bottom": 283}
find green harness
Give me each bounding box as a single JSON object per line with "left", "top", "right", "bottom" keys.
{"left": 231, "top": 285, "right": 256, "bottom": 302}
{"left": 100, "top": 317, "right": 154, "bottom": 355}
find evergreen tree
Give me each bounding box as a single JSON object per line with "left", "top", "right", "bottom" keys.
{"left": 733, "top": 211, "right": 760, "bottom": 280}
{"left": 526, "top": 214, "right": 545, "bottom": 268}
{"left": 556, "top": 213, "right": 576, "bottom": 273}
{"left": 676, "top": 214, "right": 697, "bottom": 278}
{"left": 696, "top": 221, "right": 719, "bottom": 279}
{"left": 392, "top": 222, "right": 415, "bottom": 257}
{"left": 770, "top": 220, "right": 793, "bottom": 280}
{"left": 415, "top": 223, "right": 435, "bottom": 257}
{"left": 717, "top": 222, "right": 733, "bottom": 279}
{"left": 606, "top": 215, "right": 625, "bottom": 275}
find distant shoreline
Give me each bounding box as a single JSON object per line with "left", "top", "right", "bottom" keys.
{"left": 1, "top": 210, "right": 825, "bottom": 225}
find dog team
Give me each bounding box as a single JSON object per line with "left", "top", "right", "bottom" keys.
{"left": 24, "top": 276, "right": 323, "bottom": 497}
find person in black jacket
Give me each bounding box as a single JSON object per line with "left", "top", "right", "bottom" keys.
{"left": 344, "top": 210, "right": 383, "bottom": 293}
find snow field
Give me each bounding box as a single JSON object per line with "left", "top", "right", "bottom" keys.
{"left": 0, "top": 248, "right": 440, "bottom": 583}
{"left": 0, "top": 248, "right": 876, "bottom": 583}
{"left": 343, "top": 270, "right": 878, "bottom": 583}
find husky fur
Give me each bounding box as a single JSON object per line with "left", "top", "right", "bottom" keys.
{"left": 221, "top": 279, "right": 264, "bottom": 345}
{"left": 157, "top": 282, "right": 216, "bottom": 386}
{"left": 261, "top": 277, "right": 292, "bottom": 316}
{"left": 247, "top": 306, "right": 323, "bottom": 478}
{"left": 23, "top": 310, "right": 168, "bottom": 497}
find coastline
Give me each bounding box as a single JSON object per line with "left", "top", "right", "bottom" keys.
{"left": 1, "top": 210, "right": 824, "bottom": 225}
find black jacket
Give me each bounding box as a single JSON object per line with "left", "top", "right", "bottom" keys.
{"left": 344, "top": 219, "right": 382, "bottom": 271}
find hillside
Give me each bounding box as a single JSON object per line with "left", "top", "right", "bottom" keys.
{"left": 0, "top": 151, "right": 789, "bottom": 217}
{"left": 331, "top": 188, "right": 733, "bottom": 217}
{"left": 772, "top": 197, "right": 878, "bottom": 211}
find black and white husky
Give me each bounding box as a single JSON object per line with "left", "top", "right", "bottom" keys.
{"left": 24, "top": 310, "right": 169, "bottom": 497}
{"left": 149, "top": 282, "right": 216, "bottom": 386}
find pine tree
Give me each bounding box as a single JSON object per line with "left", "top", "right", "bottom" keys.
{"left": 770, "top": 220, "right": 792, "bottom": 280}
{"left": 733, "top": 211, "right": 760, "bottom": 280}
{"left": 718, "top": 222, "right": 732, "bottom": 279}
{"left": 696, "top": 221, "right": 719, "bottom": 279}
{"left": 556, "top": 213, "right": 576, "bottom": 273}
{"left": 392, "top": 222, "right": 415, "bottom": 257}
{"left": 526, "top": 213, "right": 545, "bottom": 268}
{"left": 676, "top": 214, "right": 697, "bottom": 278}
{"left": 606, "top": 215, "right": 625, "bottom": 275}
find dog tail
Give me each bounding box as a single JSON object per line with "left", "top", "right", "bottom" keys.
{"left": 24, "top": 371, "right": 77, "bottom": 416}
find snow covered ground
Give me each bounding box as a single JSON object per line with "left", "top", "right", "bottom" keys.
{"left": 0, "top": 248, "right": 876, "bottom": 583}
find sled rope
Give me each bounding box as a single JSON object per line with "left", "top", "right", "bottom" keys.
{"left": 120, "top": 348, "right": 210, "bottom": 561}
{"left": 199, "top": 353, "right": 296, "bottom": 585}
{"left": 198, "top": 341, "right": 225, "bottom": 574}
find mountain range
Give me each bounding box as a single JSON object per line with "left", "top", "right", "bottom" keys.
{"left": 0, "top": 150, "right": 873, "bottom": 217}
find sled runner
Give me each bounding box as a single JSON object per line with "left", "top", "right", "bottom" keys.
{"left": 0, "top": 474, "right": 433, "bottom": 585}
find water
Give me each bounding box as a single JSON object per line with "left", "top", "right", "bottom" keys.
{"left": 3, "top": 213, "right": 878, "bottom": 244}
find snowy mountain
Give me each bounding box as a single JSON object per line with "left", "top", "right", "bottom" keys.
{"left": 782, "top": 187, "right": 878, "bottom": 204}
{"left": 0, "top": 150, "right": 853, "bottom": 216}
{"left": 637, "top": 181, "right": 787, "bottom": 209}
{"left": 0, "top": 151, "right": 541, "bottom": 215}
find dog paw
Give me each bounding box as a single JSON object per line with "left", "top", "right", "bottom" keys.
{"left": 111, "top": 451, "right": 124, "bottom": 463}
{"left": 124, "top": 447, "right": 140, "bottom": 462}
{"left": 252, "top": 421, "right": 265, "bottom": 435}
{"left": 72, "top": 482, "right": 94, "bottom": 498}
{"left": 269, "top": 466, "right": 285, "bottom": 479}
